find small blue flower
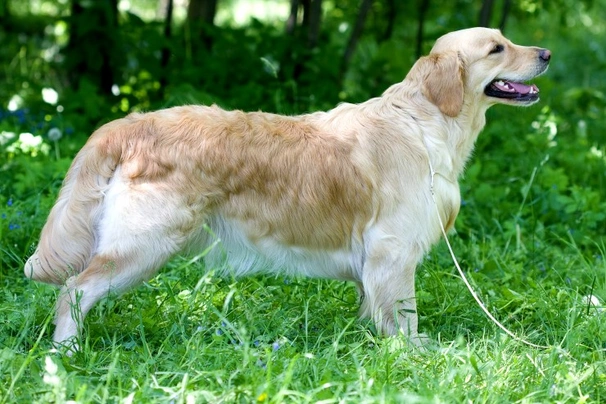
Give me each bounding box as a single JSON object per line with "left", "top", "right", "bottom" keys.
{"left": 216, "top": 329, "right": 223, "bottom": 336}
{"left": 9, "top": 224, "right": 20, "bottom": 230}
{"left": 272, "top": 341, "right": 280, "bottom": 351}
{"left": 7, "top": 199, "right": 13, "bottom": 207}
{"left": 14, "top": 109, "right": 26, "bottom": 124}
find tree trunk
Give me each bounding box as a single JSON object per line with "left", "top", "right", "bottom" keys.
{"left": 289, "top": 0, "right": 323, "bottom": 81}
{"left": 159, "top": 0, "right": 174, "bottom": 96}
{"left": 499, "top": 0, "right": 512, "bottom": 32}
{"left": 286, "top": 0, "right": 299, "bottom": 35}
{"left": 288, "top": 0, "right": 321, "bottom": 47}
{"left": 381, "top": 0, "right": 396, "bottom": 43}
{"left": 65, "top": 0, "right": 120, "bottom": 96}
{"left": 479, "top": 0, "right": 495, "bottom": 27}
{"left": 301, "top": 0, "right": 310, "bottom": 28}
{"left": 187, "top": 0, "right": 218, "bottom": 49}
{"left": 342, "top": 0, "right": 373, "bottom": 76}
{"left": 415, "top": 0, "right": 430, "bottom": 59}
{"left": 307, "top": 0, "right": 322, "bottom": 48}
{"left": 187, "top": 0, "right": 217, "bottom": 26}
{"left": 0, "top": 0, "right": 10, "bottom": 25}
{"left": 161, "top": 0, "right": 174, "bottom": 70}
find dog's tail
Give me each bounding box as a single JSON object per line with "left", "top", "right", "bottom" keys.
{"left": 24, "top": 119, "right": 128, "bottom": 285}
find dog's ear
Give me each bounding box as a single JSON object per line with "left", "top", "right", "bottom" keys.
{"left": 420, "top": 52, "right": 465, "bottom": 117}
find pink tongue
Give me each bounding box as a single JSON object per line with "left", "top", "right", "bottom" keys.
{"left": 495, "top": 81, "right": 538, "bottom": 94}
{"left": 509, "top": 82, "right": 533, "bottom": 94}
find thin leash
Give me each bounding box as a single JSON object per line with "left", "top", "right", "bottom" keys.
{"left": 425, "top": 151, "right": 549, "bottom": 349}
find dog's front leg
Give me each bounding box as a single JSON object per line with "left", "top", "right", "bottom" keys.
{"left": 358, "top": 236, "right": 425, "bottom": 344}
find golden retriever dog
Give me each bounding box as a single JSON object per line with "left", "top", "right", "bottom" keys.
{"left": 25, "top": 27, "right": 550, "bottom": 348}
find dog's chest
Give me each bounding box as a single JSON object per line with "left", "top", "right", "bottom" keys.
{"left": 431, "top": 174, "right": 461, "bottom": 232}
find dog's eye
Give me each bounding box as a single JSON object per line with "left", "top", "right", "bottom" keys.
{"left": 489, "top": 44, "right": 504, "bottom": 55}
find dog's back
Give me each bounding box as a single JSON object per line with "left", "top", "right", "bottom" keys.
{"left": 25, "top": 104, "right": 377, "bottom": 344}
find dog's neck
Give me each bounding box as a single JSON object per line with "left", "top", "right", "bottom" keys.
{"left": 380, "top": 83, "right": 489, "bottom": 179}
{"left": 449, "top": 97, "right": 490, "bottom": 173}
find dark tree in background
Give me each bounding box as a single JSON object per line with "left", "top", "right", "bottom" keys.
{"left": 416, "top": 0, "right": 431, "bottom": 58}
{"left": 341, "top": 0, "right": 373, "bottom": 77}
{"left": 187, "top": 0, "right": 218, "bottom": 49}
{"left": 64, "top": 0, "right": 123, "bottom": 96}
{"left": 380, "top": 0, "right": 396, "bottom": 42}
{"left": 479, "top": 0, "right": 513, "bottom": 31}
{"left": 284, "top": 0, "right": 324, "bottom": 81}
{"left": 306, "top": 0, "right": 323, "bottom": 49}
{"left": 479, "top": 0, "right": 495, "bottom": 27}
{"left": 187, "top": 0, "right": 217, "bottom": 27}
{"left": 285, "top": 0, "right": 323, "bottom": 46}
{"left": 0, "top": 0, "right": 10, "bottom": 25}
{"left": 160, "top": 0, "right": 174, "bottom": 96}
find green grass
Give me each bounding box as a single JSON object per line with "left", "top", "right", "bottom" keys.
{"left": 1, "top": 229, "right": 605, "bottom": 402}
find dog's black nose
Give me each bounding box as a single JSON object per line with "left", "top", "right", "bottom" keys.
{"left": 539, "top": 49, "right": 551, "bottom": 62}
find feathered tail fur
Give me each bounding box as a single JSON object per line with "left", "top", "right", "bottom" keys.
{"left": 24, "top": 120, "right": 123, "bottom": 285}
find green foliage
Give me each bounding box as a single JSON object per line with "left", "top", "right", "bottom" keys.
{"left": 1, "top": 0, "right": 606, "bottom": 402}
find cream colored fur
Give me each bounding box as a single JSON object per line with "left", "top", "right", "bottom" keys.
{"left": 24, "top": 27, "right": 550, "bottom": 347}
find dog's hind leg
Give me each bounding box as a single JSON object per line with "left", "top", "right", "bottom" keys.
{"left": 52, "top": 176, "right": 206, "bottom": 348}
{"left": 52, "top": 243, "right": 177, "bottom": 347}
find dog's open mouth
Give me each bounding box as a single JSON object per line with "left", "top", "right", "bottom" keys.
{"left": 484, "top": 80, "right": 539, "bottom": 102}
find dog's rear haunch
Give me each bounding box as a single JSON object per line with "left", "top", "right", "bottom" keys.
{"left": 25, "top": 27, "right": 550, "bottom": 349}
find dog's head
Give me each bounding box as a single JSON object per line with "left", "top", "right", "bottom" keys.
{"left": 414, "top": 27, "right": 550, "bottom": 117}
